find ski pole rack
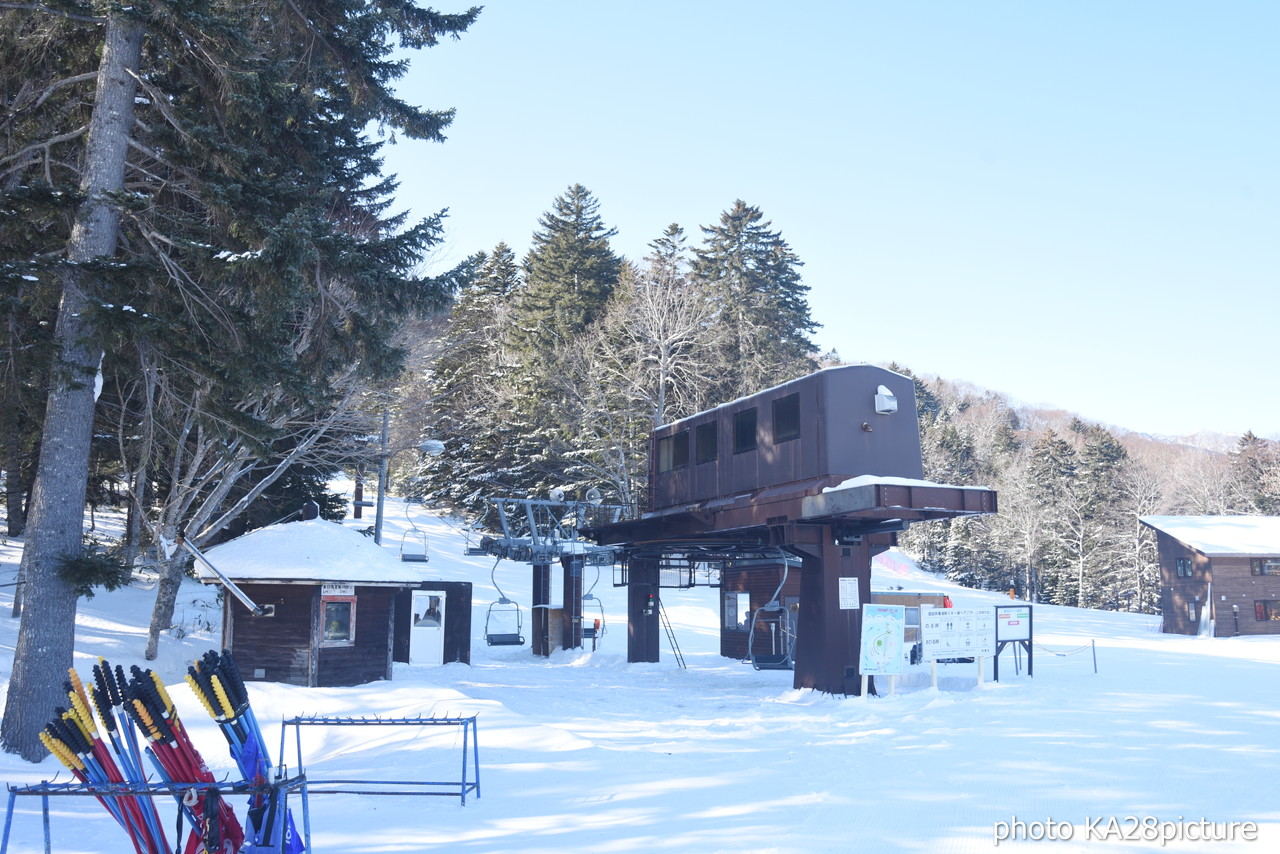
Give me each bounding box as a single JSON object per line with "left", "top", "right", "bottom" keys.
{"left": 279, "top": 714, "right": 480, "bottom": 809}
{"left": 2, "top": 775, "right": 307, "bottom": 854}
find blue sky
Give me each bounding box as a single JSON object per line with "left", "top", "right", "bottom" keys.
{"left": 382, "top": 1, "right": 1278, "bottom": 439}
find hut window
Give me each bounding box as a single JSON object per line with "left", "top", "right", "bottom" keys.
{"left": 733, "top": 408, "right": 757, "bottom": 454}
{"left": 1251, "top": 558, "right": 1280, "bottom": 576}
{"left": 772, "top": 393, "right": 801, "bottom": 443}
{"left": 1256, "top": 601, "right": 1280, "bottom": 621}
{"left": 1176, "top": 557, "right": 1193, "bottom": 577}
{"left": 695, "top": 422, "right": 718, "bottom": 465}
{"left": 1186, "top": 601, "right": 1196, "bottom": 622}
{"left": 322, "top": 594, "right": 357, "bottom": 646}
{"left": 657, "top": 430, "right": 690, "bottom": 472}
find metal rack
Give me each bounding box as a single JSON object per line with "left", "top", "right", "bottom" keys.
{"left": 2, "top": 775, "right": 307, "bottom": 854}
{"left": 278, "top": 714, "right": 480, "bottom": 805}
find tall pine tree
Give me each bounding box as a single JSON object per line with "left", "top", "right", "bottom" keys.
{"left": 514, "top": 184, "right": 622, "bottom": 359}
{"left": 411, "top": 243, "right": 536, "bottom": 514}
{"left": 692, "top": 200, "right": 817, "bottom": 399}
{"left": 0, "top": 0, "right": 479, "bottom": 760}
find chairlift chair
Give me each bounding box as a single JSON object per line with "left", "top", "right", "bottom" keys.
{"left": 400, "top": 530, "right": 429, "bottom": 562}
{"left": 747, "top": 604, "right": 795, "bottom": 670}
{"left": 484, "top": 598, "right": 525, "bottom": 646}
{"left": 582, "top": 595, "right": 606, "bottom": 641}
{"left": 398, "top": 498, "right": 430, "bottom": 562}
{"left": 747, "top": 562, "right": 795, "bottom": 671}
{"left": 483, "top": 560, "right": 526, "bottom": 646}
{"left": 581, "top": 565, "right": 606, "bottom": 643}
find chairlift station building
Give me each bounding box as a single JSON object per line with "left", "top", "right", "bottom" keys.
{"left": 589, "top": 364, "right": 998, "bottom": 695}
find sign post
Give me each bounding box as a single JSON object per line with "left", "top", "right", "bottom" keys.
{"left": 920, "top": 607, "right": 995, "bottom": 688}
{"left": 993, "top": 604, "right": 1033, "bottom": 681}
{"left": 858, "top": 604, "right": 905, "bottom": 696}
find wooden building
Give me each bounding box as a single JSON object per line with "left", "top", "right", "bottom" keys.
{"left": 199, "top": 519, "right": 467, "bottom": 687}
{"left": 1141, "top": 515, "right": 1280, "bottom": 637}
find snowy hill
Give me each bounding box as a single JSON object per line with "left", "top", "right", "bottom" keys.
{"left": 2, "top": 495, "right": 1277, "bottom": 853}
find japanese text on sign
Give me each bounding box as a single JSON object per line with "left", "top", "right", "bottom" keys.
{"left": 920, "top": 607, "right": 995, "bottom": 658}
{"left": 996, "top": 606, "right": 1032, "bottom": 641}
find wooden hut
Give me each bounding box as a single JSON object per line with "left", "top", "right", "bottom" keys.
{"left": 199, "top": 519, "right": 466, "bottom": 687}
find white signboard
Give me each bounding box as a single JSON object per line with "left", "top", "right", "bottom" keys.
{"left": 996, "top": 606, "right": 1032, "bottom": 641}
{"left": 920, "top": 607, "right": 996, "bottom": 659}
{"left": 321, "top": 582, "right": 355, "bottom": 597}
{"left": 838, "top": 577, "right": 861, "bottom": 610}
{"left": 859, "top": 604, "right": 905, "bottom": 675}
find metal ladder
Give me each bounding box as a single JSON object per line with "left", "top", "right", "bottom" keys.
{"left": 658, "top": 597, "right": 686, "bottom": 669}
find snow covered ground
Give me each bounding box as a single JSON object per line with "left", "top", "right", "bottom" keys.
{"left": 1, "top": 495, "right": 1278, "bottom": 853}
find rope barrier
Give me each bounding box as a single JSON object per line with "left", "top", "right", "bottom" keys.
{"left": 1032, "top": 642, "right": 1094, "bottom": 656}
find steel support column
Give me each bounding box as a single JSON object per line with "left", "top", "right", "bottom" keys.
{"left": 531, "top": 562, "right": 551, "bottom": 657}
{"left": 560, "top": 554, "right": 584, "bottom": 650}
{"left": 793, "top": 530, "right": 870, "bottom": 695}
{"left": 626, "top": 557, "right": 661, "bottom": 663}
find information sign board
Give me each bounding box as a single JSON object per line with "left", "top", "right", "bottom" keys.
{"left": 838, "top": 577, "right": 860, "bottom": 610}
{"left": 996, "top": 605, "right": 1032, "bottom": 641}
{"left": 920, "top": 607, "right": 995, "bottom": 659}
{"left": 859, "top": 604, "right": 905, "bottom": 675}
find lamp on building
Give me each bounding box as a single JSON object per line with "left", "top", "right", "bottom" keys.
{"left": 874, "top": 385, "right": 897, "bottom": 415}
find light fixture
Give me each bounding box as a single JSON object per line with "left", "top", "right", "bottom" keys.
{"left": 874, "top": 385, "right": 897, "bottom": 415}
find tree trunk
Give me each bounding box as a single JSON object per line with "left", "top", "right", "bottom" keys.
{"left": 145, "top": 544, "right": 185, "bottom": 661}
{"left": 3, "top": 330, "right": 26, "bottom": 538}
{"left": 0, "top": 14, "right": 144, "bottom": 762}
{"left": 123, "top": 466, "right": 146, "bottom": 571}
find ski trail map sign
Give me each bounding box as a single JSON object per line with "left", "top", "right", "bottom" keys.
{"left": 859, "top": 604, "right": 906, "bottom": 675}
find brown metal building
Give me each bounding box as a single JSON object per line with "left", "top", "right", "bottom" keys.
{"left": 590, "top": 364, "right": 997, "bottom": 694}
{"left": 199, "top": 519, "right": 467, "bottom": 686}
{"left": 1141, "top": 515, "right": 1280, "bottom": 637}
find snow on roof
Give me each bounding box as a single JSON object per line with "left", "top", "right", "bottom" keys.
{"left": 824, "top": 474, "right": 983, "bottom": 492}
{"left": 1139, "top": 515, "right": 1280, "bottom": 556}
{"left": 663, "top": 364, "right": 906, "bottom": 428}
{"left": 199, "top": 519, "right": 428, "bottom": 583}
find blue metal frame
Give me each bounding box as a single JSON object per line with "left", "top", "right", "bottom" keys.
{"left": 2, "top": 776, "right": 306, "bottom": 854}
{"left": 278, "top": 714, "right": 481, "bottom": 853}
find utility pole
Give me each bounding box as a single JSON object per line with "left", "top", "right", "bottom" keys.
{"left": 374, "top": 408, "right": 389, "bottom": 545}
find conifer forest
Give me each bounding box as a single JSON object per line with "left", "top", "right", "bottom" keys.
{"left": 1, "top": 1, "right": 1278, "bottom": 765}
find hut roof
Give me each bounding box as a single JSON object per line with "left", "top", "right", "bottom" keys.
{"left": 1140, "top": 515, "right": 1280, "bottom": 556}
{"left": 199, "top": 519, "right": 428, "bottom": 584}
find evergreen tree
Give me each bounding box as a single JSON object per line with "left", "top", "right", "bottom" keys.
{"left": 692, "top": 200, "right": 817, "bottom": 398}
{"left": 514, "top": 184, "right": 622, "bottom": 358}
{"left": 1230, "top": 432, "right": 1279, "bottom": 513}
{"left": 1025, "top": 430, "right": 1078, "bottom": 604}
{"left": 441, "top": 185, "right": 627, "bottom": 505}
{"left": 0, "top": 0, "right": 479, "bottom": 761}
{"left": 1067, "top": 421, "right": 1129, "bottom": 608}
{"left": 410, "top": 243, "right": 533, "bottom": 515}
